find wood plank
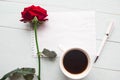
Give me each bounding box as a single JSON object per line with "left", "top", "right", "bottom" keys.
{"left": 95, "top": 40, "right": 120, "bottom": 70}
{"left": 0, "top": 1, "right": 120, "bottom": 42}
{"left": 0, "top": 27, "right": 36, "bottom": 78}
{"left": 38, "top": 0, "right": 120, "bottom": 14}
{"left": 0, "top": 13, "right": 31, "bottom": 30}
{"left": 96, "top": 13, "right": 120, "bottom": 42}
{"left": 41, "top": 57, "right": 120, "bottom": 80}
{"left": 0, "top": 27, "right": 120, "bottom": 79}
{"left": 83, "top": 67, "right": 120, "bottom": 80}
{"left": 0, "top": 0, "right": 38, "bottom": 4}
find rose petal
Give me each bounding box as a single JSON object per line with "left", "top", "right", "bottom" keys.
{"left": 20, "top": 5, "right": 48, "bottom": 22}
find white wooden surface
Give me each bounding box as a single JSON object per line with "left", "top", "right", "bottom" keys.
{"left": 0, "top": 0, "right": 120, "bottom": 80}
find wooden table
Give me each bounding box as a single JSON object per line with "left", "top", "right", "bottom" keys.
{"left": 0, "top": 0, "right": 120, "bottom": 80}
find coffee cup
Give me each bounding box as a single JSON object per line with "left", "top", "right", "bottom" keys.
{"left": 60, "top": 48, "right": 92, "bottom": 79}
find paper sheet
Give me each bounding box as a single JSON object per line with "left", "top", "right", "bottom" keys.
{"left": 32, "top": 11, "right": 96, "bottom": 61}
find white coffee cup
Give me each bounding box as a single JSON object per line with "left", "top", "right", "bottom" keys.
{"left": 60, "top": 48, "right": 92, "bottom": 79}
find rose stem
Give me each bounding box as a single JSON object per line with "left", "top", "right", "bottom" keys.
{"left": 34, "top": 21, "right": 41, "bottom": 80}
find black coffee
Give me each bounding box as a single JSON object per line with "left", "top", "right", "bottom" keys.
{"left": 63, "top": 49, "right": 88, "bottom": 74}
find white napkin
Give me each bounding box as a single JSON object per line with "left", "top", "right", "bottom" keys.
{"left": 32, "top": 11, "right": 96, "bottom": 61}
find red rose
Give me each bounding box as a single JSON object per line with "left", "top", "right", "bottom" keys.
{"left": 20, "top": 5, "right": 48, "bottom": 22}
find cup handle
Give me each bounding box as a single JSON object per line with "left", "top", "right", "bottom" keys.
{"left": 58, "top": 44, "right": 67, "bottom": 52}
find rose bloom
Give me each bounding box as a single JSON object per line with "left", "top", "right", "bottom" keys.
{"left": 20, "top": 5, "right": 48, "bottom": 22}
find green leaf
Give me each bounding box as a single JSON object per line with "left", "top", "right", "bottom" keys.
{"left": 9, "top": 72, "right": 23, "bottom": 80}
{"left": 17, "top": 68, "right": 35, "bottom": 76}
{"left": 23, "top": 74, "right": 34, "bottom": 80}
{"left": 0, "top": 68, "right": 35, "bottom": 80}
{"left": 0, "top": 68, "right": 19, "bottom": 80}
{"left": 42, "top": 48, "right": 57, "bottom": 58}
